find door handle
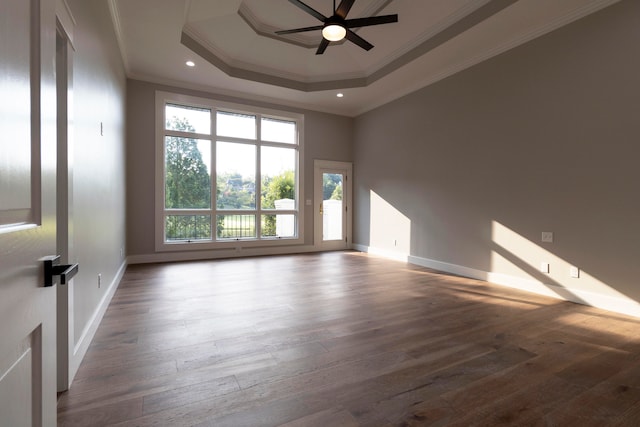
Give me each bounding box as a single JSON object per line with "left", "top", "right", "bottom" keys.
{"left": 42, "top": 255, "right": 79, "bottom": 287}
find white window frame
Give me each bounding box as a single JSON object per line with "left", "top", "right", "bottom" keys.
{"left": 155, "top": 91, "right": 304, "bottom": 251}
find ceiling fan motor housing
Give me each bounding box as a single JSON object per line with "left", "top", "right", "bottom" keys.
{"left": 276, "top": 0, "right": 398, "bottom": 54}
{"left": 323, "top": 15, "right": 347, "bottom": 41}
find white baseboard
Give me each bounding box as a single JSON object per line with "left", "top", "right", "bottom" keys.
{"left": 355, "top": 244, "right": 640, "bottom": 319}
{"left": 352, "top": 243, "right": 410, "bottom": 262}
{"left": 69, "top": 259, "right": 127, "bottom": 383}
{"left": 484, "top": 271, "right": 640, "bottom": 319}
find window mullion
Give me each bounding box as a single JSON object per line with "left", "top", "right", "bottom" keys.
{"left": 261, "top": 141, "right": 297, "bottom": 150}
{"left": 211, "top": 108, "right": 217, "bottom": 241}
{"left": 256, "top": 115, "right": 262, "bottom": 239}
{"left": 214, "top": 135, "right": 257, "bottom": 145}
{"left": 165, "top": 129, "right": 210, "bottom": 140}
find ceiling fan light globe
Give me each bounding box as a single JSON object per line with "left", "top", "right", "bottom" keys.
{"left": 322, "top": 24, "right": 346, "bottom": 41}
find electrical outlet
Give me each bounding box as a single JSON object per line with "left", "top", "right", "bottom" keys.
{"left": 570, "top": 266, "right": 580, "bottom": 278}
{"left": 541, "top": 232, "right": 553, "bottom": 243}
{"left": 98, "top": 273, "right": 102, "bottom": 288}
{"left": 540, "top": 262, "right": 549, "bottom": 273}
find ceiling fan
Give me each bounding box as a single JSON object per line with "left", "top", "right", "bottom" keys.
{"left": 275, "top": 0, "right": 398, "bottom": 55}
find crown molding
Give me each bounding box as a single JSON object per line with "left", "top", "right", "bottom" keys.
{"left": 56, "top": 0, "right": 76, "bottom": 47}
{"left": 181, "top": 30, "right": 368, "bottom": 91}
{"left": 108, "top": 0, "right": 130, "bottom": 73}
{"left": 126, "top": 73, "right": 355, "bottom": 116}
{"left": 238, "top": 1, "right": 318, "bottom": 49}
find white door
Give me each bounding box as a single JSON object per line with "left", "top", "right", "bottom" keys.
{"left": 314, "top": 160, "right": 352, "bottom": 250}
{"left": 56, "top": 19, "right": 75, "bottom": 393}
{"left": 0, "top": 0, "right": 59, "bottom": 425}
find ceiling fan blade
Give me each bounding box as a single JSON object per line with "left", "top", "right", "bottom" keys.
{"left": 345, "top": 29, "right": 373, "bottom": 51}
{"left": 335, "top": 0, "right": 356, "bottom": 19}
{"left": 276, "top": 25, "right": 324, "bottom": 35}
{"left": 344, "top": 14, "right": 398, "bottom": 28}
{"left": 287, "top": 0, "right": 326, "bottom": 22}
{"left": 316, "top": 38, "right": 330, "bottom": 55}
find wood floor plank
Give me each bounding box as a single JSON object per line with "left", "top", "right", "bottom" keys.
{"left": 58, "top": 397, "right": 143, "bottom": 427}
{"left": 57, "top": 252, "right": 640, "bottom": 426}
{"left": 278, "top": 407, "right": 359, "bottom": 427}
{"left": 142, "top": 375, "right": 240, "bottom": 416}
{"left": 394, "top": 334, "right": 613, "bottom": 425}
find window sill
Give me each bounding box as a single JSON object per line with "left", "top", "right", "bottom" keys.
{"left": 155, "top": 235, "right": 304, "bottom": 252}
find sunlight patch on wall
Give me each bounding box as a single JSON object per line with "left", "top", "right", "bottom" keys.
{"left": 369, "top": 190, "right": 411, "bottom": 258}
{"left": 490, "top": 221, "right": 639, "bottom": 317}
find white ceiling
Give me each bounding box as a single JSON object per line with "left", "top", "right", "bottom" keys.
{"left": 110, "top": 0, "right": 620, "bottom": 116}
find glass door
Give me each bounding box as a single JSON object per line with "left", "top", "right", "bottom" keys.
{"left": 314, "top": 160, "right": 352, "bottom": 250}
{"left": 321, "top": 172, "right": 344, "bottom": 242}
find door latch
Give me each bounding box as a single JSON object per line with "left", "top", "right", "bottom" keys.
{"left": 42, "top": 255, "right": 79, "bottom": 287}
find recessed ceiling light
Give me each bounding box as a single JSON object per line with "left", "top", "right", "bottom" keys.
{"left": 336, "top": 93, "right": 344, "bottom": 98}
{"left": 186, "top": 61, "right": 195, "bottom": 67}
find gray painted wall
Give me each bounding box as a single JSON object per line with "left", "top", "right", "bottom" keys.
{"left": 353, "top": 0, "right": 639, "bottom": 305}
{"left": 66, "top": 0, "right": 127, "bottom": 350}
{"left": 126, "top": 80, "right": 352, "bottom": 259}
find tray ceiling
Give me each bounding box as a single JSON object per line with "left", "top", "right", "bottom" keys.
{"left": 110, "top": 0, "right": 620, "bottom": 116}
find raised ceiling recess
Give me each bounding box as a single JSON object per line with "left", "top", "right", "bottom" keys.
{"left": 111, "top": 0, "right": 623, "bottom": 115}
{"left": 181, "top": 0, "right": 521, "bottom": 91}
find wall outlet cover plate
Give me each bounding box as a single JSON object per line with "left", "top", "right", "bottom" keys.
{"left": 570, "top": 266, "right": 580, "bottom": 278}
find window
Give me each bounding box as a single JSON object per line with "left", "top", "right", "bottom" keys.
{"left": 156, "top": 92, "right": 303, "bottom": 250}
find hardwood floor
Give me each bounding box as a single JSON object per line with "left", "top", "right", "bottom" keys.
{"left": 57, "top": 251, "right": 640, "bottom": 426}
